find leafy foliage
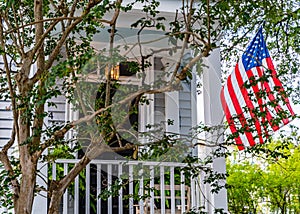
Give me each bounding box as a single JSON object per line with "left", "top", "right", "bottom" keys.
{"left": 227, "top": 141, "right": 300, "bottom": 214}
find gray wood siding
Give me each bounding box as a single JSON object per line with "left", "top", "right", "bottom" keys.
{"left": 47, "top": 95, "right": 66, "bottom": 126}
{"left": 179, "top": 82, "right": 192, "bottom": 136}
{"left": 0, "top": 100, "right": 13, "bottom": 148}
{"left": 153, "top": 56, "right": 193, "bottom": 137}
{"left": 0, "top": 94, "right": 66, "bottom": 148}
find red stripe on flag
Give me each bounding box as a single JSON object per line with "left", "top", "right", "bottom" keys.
{"left": 265, "top": 58, "right": 283, "bottom": 87}
{"left": 220, "top": 87, "right": 245, "bottom": 150}
{"left": 256, "top": 64, "right": 290, "bottom": 127}
{"left": 256, "top": 66, "right": 282, "bottom": 130}
{"left": 226, "top": 74, "right": 256, "bottom": 146}
{"left": 234, "top": 64, "right": 264, "bottom": 144}
{"left": 261, "top": 76, "right": 289, "bottom": 126}
{"left": 246, "top": 68, "right": 274, "bottom": 137}
{"left": 265, "top": 57, "right": 295, "bottom": 117}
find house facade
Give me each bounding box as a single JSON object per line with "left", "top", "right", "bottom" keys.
{"left": 0, "top": 1, "right": 227, "bottom": 213}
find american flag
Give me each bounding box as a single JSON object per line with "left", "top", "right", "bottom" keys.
{"left": 220, "top": 27, "right": 295, "bottom": 150}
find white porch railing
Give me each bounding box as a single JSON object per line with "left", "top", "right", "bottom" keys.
{"left": 52, "top": 159, "right": 202, "bottom": 214}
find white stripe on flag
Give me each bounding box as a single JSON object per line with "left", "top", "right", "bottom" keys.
{"left": 223, "top": 82, "right": 251, "bottom": 147}
{"left": 230, "top": 64, "right": 260, "bottom": 144}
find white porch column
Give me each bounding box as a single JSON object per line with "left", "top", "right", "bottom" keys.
{"left": 165, "top": 91, "right": 180, "bottom": 134}
{"left": 198, "top": 48, "right": 228, "bottom": 213}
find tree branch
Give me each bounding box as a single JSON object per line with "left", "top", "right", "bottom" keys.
{"left": 31, "top": 0, "right": 46, "bottom": 160}
{"left": 53, "top": 142, "right": 111, "bottom": 197}
{"left": 206, "top": 0, "right": 211, "bottom": 48}
{"left": 0, "top": 14, "right": 20, "bottom": 144}
{"left": 170, "top": 0, "right": 195, "bottom": 82}
{"left": 37, "top": 82, "right": 178, "bottom": 156}
{"left": 4, "top": 17, "right": 80, "bottom": 35}
{"left": 176, "top": 47, "right": 210, "bottom": 80}
{"left": 0, "top": 124, "right": 20, "bottom": 200}
{"left": 2, "top": 124, "right": 16, "bottom": 153}
{"left": 0, "top": 151, "right": 20, "bottom": 198}
{"left": 105, "top": 0, "right": 122, "bottom": 107}
{"left": 6, "top": 5, "right": 25, "bottom": 57}
{"left": 29, "top": 0, "right": 104, "bottom": 87}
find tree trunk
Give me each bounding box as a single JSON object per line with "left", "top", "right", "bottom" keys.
{"left": 15, "top": 162, "right": 37, "bottom": 214}
{"left": 48, "top": 189, "right": 64, "bottom": 214}
{"left": 47, "top": 155, "right": 93, "bottom": 214}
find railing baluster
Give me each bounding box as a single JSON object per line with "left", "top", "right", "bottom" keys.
{"left": 196, "top": 175, "right": 201, "bottom": 211}
{"left": 86, "top": 164, "right": 90, "bottom": 214}
{"left": 170, "top": 167, "right": 175, "bottom": 214}
{"left": 74, "top": 173, "right": 79, "bottom": 214}
{"left": 180, "top": 170, "right": 186, "bottom": 213}
{"left": 129, "top": 165, "right": 134, "bottom": 214}
{"left": 118, "top": 165, "right": 123, "bottom": 214}
{"left": 97, "top": 164, "right": 101, "bottom": 214}
{"left": 191, "top": 176, "right": 196, "bottom": 209}
{"left": 63, "top": 163, "right": 68, "bottom": 214}
{"left": 107, "top": 164, "right": 112, "bottom": 214}
{"left": 160, "top": 166, "right": 165, "bottom": 214}
{"left": 150, "top": 166, "right": 155, "bottom": 214}
{"left": 199, "top": 171, "right": 206, "bottom": 207}
{"left": 139, "top": 167, "right": 144, "bottom": 214}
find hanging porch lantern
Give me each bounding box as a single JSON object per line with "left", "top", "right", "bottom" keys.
{"left": 105, "top": 64, "right": 120, "bottom": 80}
